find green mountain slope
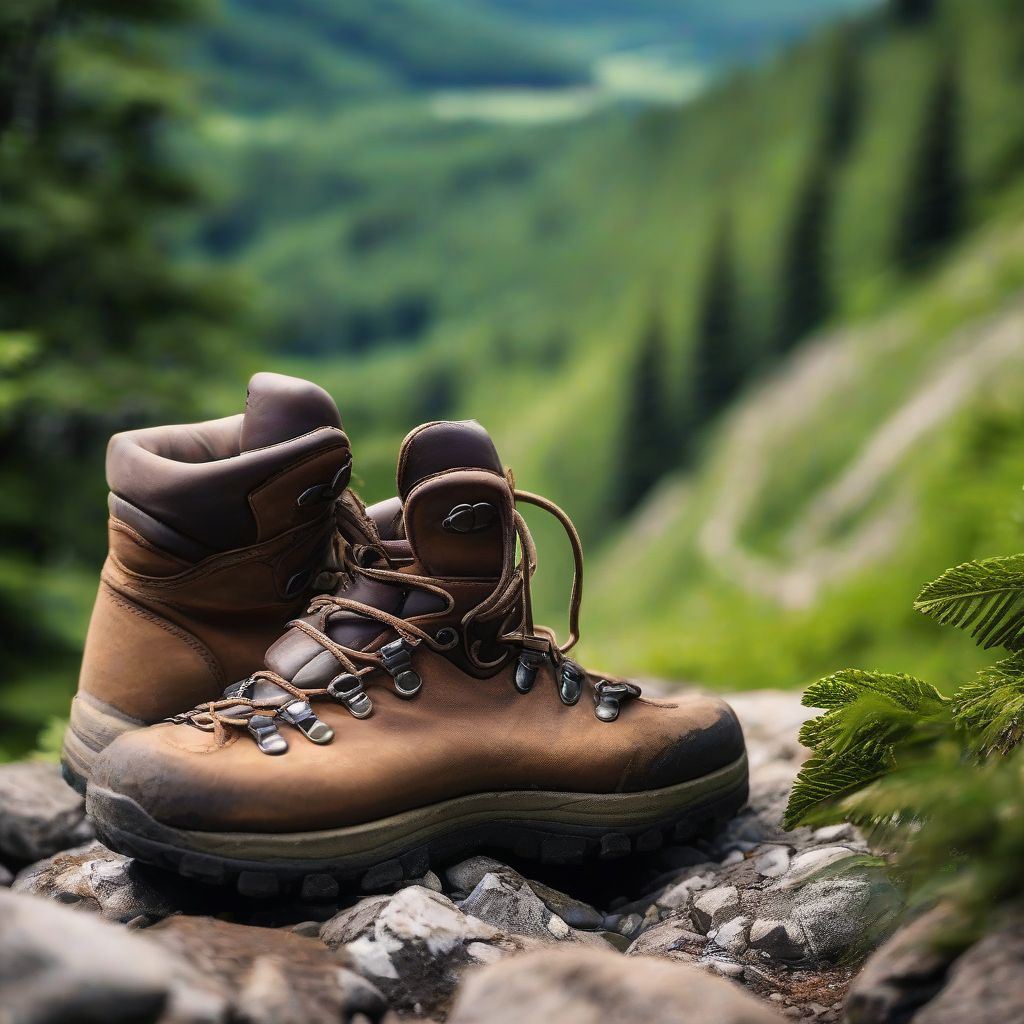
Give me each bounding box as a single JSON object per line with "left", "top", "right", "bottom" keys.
{"left": 583, "top": 211, "right": 1024, "bottom": 692}
{"left": 194, "top": 0, "right": 583, "bottom": 111}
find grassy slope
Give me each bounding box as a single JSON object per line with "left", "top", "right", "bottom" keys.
{"left": 582, "top": 204, "right": 1024, "bottom": 694}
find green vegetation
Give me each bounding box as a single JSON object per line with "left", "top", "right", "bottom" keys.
{"left": 4, "top": 0, "right": 1024, "bottom": 761}
{"left": 0, "top": 0, "right": 242, "bottom": 759}
{"left": 785, "top": 534, "right": 1024, "bottom": 926}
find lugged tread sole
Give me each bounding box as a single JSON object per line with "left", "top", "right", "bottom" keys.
{"left": 86, "top": 756, "right": 748, "bottom": 898}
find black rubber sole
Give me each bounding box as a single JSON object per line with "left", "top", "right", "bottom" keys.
{"left": 61, "top": 759, "right": 88, "bottom": 797}
{"left": 89, "top": 777, "right": 748, "bottom": 900}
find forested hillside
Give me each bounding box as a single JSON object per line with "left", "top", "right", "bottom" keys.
{"left": 3, "top": 0, "right": 1024, "bottom": 758}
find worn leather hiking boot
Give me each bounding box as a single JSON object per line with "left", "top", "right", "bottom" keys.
{"left": 62, "top": 372, "right": 353, "bottom": 793}
{"left": 86, "top": 420, "right": 748, "bottom": 894}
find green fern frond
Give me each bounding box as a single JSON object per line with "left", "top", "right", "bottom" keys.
{"left": 953, "top": 653, "right": 1024, "bottom": 758}
{"left": 786, "top": 669, "right": 949, "bottom": 830}
{"left": 914, "top": 555, "right": 1024, "bottom": 650}
{"left": 784, "top": 748, "right": 891, "bottom": 830}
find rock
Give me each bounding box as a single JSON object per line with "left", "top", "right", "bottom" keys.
{"left": 444, "top": 855, "right": 507, "bottom": 895}
{"left": 790, "top": 873, "right": 902, "bottom": 962}
{"left": 445, "top": 856, "right": 603, "bottom": 930}
{"left": 13, "top": 840, "right": 184, "bottom": 924}
{"left": 0, "top": 887, "right": 217, "bottom": 1024}
{"left": 0, "top": 762, "right": 92, "bottom": 864}
{"left": 910, "top": 913, "right": 1024, "bottom": 1024}
{"left": 748, "top": 919, "right": 807, "bottom": 963}
{"left": 692, "top": 885, "right": 741, "bottom": 933}
{"left": 457, "top": 870, "right": 605, "bottom": 944}
{"left": 845, "top": 905, "right": 959, "bottom": 1024}
{"left": 755, "top": 847, "right": 792, "bottom": 878}
{"left": 626, "top": 917, "right": 705, "bottom": 961}
{"left": 655, "top": 870, "right": 718, "bottom": 911}
{"left": 714, "top": 915, "right": 752, "bottom": 955}
{"left": 778, "top": 847, "right": 859, "bottom": 889}
{"left": 447, "top": 946, "right": 787, "bottom": 1023}
{"left": 147, "top": 915, "right": 386, "bottom": 1024}
{"left": 0, "top": 861, "right": 12, "bottom": 887}
{"left": 321, "top": 885, "right": 539, "bottom": 1016}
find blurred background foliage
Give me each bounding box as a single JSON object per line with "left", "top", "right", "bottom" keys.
{"left": 2, "top": 0, "right": 1024, "bottom": 759}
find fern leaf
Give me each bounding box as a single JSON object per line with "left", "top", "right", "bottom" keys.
{"left": 787, "top": 669, "right": 949, "bottom": 830}
{"left": 784, "top": 748, "right": 891, "bottom": 830}
{"left": 914, "top": 555, "right": 1024, "bottom": 650}
{"left": 953, "top": 653, "right": 1024, "bottom": 757}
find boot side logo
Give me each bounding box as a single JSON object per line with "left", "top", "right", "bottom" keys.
{"left": 442, "top": 502, "right": 498, "bottom": 533}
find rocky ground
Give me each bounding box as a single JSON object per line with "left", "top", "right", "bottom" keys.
{"left": 0, "top": 689, "right": 1019, "bottom": 1024}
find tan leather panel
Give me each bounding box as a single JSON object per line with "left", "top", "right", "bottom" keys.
{"left": 90, "top": 648, "right": 743, "bottom": 833}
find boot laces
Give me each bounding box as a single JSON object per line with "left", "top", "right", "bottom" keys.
{"left": 172, "top": 487, "right": 638, "bottom": 750}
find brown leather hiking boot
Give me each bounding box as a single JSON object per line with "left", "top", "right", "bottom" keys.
{"left": 62, "top": 373, "right": 353, "bottom": 793}
{"left": 86, "top": 421, "right": 748, "bottom": 894}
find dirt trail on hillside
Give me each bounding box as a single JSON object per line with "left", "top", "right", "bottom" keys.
{"left": 697, "top": 294, "right": 1024, "bottom": 608}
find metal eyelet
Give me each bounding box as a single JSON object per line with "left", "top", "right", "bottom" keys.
{"left": 594, "top": 680, "right": 642, "bottom": 722}
{"left": 327, "top": 672, "right": 373, "bottom": 719}
{"left": 284, "top": 568, "right": 313, "bottom": 597}
{"left": 514, "top": 648, "right": 549, "bottom": 694}
{"left": 559, "top": 660, "right": 585, "bottom": 706}
{"left": 435, "top": 627, "right": 458, "bottom": 646}
{"left": 379, "top": 639, "right": 422, "bottom": 698}
{"left": 279, "top": 699, "right": 334, "bottom": 744}
{"left": 442, "top": 501, "right": 498, "bottom": 533}
{"left": 249, "top": 714, "right": 288, "bottom": 754}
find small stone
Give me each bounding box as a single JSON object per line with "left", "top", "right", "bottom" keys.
{"left": 291, "top": 920, "right": 323, "bottom": 938}
{"left": 0, "top": 762, "right": 92, "bottom": 864}
{"left": 755, "top": 846, "right": 792, "bottom": 878}
{"left": 692, "top": 886, "right": 741, "bottom": 933}
{"left": 655, "top": 870, "right": 717, "bottom": 911}
{"left": 616, "top": 913, "right": 643, "bottom": 938}
{"left": 0, "top": 862, "right": 12, "bottom": 887}
{"left": 721, "top": 849, "right": 745, "bottom": 866}
{"left": 714, "top": 916, "right": 751, "bottom": 955}
{"left": 444, "top": 855, "right": 506, "bottom": 895}
{"left": 748, "top": 919, "right": 807, "bottom": 962}
{"left": 709, "top": 959, "right": 744, "bottom": 977}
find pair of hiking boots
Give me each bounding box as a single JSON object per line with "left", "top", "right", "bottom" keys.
{"left": 68, "top": 372, "right": 748, "bottom": 897}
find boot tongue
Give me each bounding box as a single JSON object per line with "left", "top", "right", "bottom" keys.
{"left": 396, "top": 420, "right": 502, "bottom": 498}
{"left": 240, "top": 372, "right": 342, "bottom": 452}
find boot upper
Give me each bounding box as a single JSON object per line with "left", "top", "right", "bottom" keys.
{"left": 89, "top": 419, "right": 745, "bottom": 827}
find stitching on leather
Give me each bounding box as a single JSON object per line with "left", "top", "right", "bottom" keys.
{"left": 102, "top": 581, "right": 225, "bottom": 685}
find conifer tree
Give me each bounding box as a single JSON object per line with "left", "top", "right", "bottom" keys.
{"left": 893, "top": 58, "right": 962, "bottom": 272}
{"left": 0, "top": 0, "right": 242, "bottom": 752}
{"left": 821, "top": 30, "right": 862, "bottom": 163}
{"left": 691, "top": 213, "right": 744, "bottom": 422}
{"left": 774, "top": 159, "right": 833, "bottom": 352}
{"left": 889, "top": 0, "right": 937, "bottom": 27}
{"left": 618, "top": 311, "right": 675, "bottom": 516}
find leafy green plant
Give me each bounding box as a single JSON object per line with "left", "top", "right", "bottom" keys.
{"left": 786, "top": 546, "right": 1024, "bottom": 918}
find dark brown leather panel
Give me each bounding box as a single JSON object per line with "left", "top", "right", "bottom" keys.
{"left": 397, "top": 420, "right": 502, "bottom": 499}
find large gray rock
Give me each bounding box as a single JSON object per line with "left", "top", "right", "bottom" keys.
{"left": 911, "top": 913, "right": 1024, "bottom": 1024}
{"left": 845, "top": 905, "right": 959, "bottom": 1024}
{"left": 0, "top": 888, "right": 217, "bottom": 1024}
{"left": 447, "top": 946, "right": 786, "bottom": 1023}
{"left": 0, "top": 762, "right": 92, "bottom": 863}
{"left": 320, "top": 885, "right": 541, "bottom": 1016}
{"left": 13, "top": 840, "right": 185, "bottom": 924}
{"left": 146, "top": 915, "right": 386, "bottom": 1024}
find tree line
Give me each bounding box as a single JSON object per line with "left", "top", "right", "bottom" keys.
{"left": 619, "top": 0, "right": 963, "bottom": 515}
